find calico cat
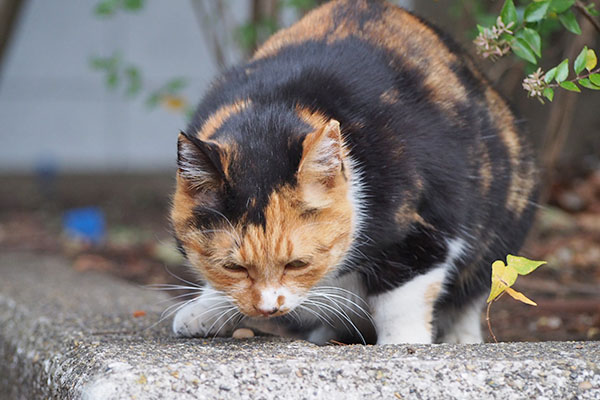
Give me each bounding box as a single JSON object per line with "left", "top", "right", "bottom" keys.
{"left": 170, "top": 0, "right": 538, "bottom": 344}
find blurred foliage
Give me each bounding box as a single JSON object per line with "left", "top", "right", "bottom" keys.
{"left": 90, "top": 0, "right": 323, "bottom": 117}
{"left": 90, "top": 0, "right": 599, "bottom": 117}
{"left": 471, "top": 0, "right": 600, "bottom": 102}
{"left": 235, "top": 17, "right": 279, "bottom": 52}
{"left": 95, "top": 0, "right": 145, "bottom": 16}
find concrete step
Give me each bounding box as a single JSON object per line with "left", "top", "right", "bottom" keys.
{"left": 1, "top": 252, "right": 599, "bottom": 399}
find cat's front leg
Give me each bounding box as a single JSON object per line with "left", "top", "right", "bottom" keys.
{"left": 172, "top": 286, "right": 240, "bottom": 338}
{"left": 368, "top": 267, "right": 446, "bottom": 344}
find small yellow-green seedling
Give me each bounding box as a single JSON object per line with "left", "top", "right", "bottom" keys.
{"left": 486, "top": 255, "right": 546, "bottom": 342}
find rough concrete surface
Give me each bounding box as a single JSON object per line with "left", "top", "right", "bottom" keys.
{"left": 1, "top": 252, "right": 599, "bottom": 399}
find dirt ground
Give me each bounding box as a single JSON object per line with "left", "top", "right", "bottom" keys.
{"left": 0, "top": 171, "right": 598, "bottom": 343}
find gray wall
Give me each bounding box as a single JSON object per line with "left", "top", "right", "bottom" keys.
{"left": 0, "top": 0, "right": 413, "bottom": 173}
{"left": 0, "top": 0, "right": 240, "bottom": 172}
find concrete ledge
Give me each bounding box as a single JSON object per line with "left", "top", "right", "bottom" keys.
{"left": 1, "top": 252, "right": 599, "bottom": 399}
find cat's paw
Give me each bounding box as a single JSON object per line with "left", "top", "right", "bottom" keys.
{"left": 172, "top": 296, "right": 238, "bottom": 338}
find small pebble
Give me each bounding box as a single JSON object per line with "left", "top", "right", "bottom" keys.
{"left": 232, "top": 328, "right": 254, "bottom": 339}
{"left": 579, "top": 381, "right": 592, "bottom": 390}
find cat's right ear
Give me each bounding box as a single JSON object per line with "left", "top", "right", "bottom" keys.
{"left": 177, "top": 131, "right": 224, "bottom": 192}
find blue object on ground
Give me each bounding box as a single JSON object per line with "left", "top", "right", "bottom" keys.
{"left": 63, "top": 207, "right": 105, "bottom": 244}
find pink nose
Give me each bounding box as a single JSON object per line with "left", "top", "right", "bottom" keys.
{"left": 255, "top": 306, "right": 279, "bottom": 316}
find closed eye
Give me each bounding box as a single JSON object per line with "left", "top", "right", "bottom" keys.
{"left": 223, "top": 263, "right": 247, "bottom": 273}
{"left": 285, "top": 260, "right": 310, "bottom": 270}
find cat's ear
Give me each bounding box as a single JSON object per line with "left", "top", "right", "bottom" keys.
{"left": 298, "top": 119, "right": 344, "bottom": 188}
{"left": 177, "top": 131, "right": 224, "bottom": 191}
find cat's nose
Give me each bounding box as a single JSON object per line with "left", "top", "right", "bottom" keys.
{"left": 255, "top": 305, "right": 279, "bottom": 316}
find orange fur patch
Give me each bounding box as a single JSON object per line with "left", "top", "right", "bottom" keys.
{"left": 484, "top": 88, "right": 536, "bottom": 216}
{"left": 362, "top": 6, "right": 467, "bottom": 116}
{"left": 296, "top": 106, "right": 330, "bottom": 131}
{"left": 478, "top": 142, "right": 493, "bottom": 196}
{"left": 197, "top": 99, "right": 251, "bottom": 140}
{"left": 172, "top": 121, "right": 357, "bottom": 318}
{"left": 380, "top": 88, "right": 400, "bottom": 105}
{"left": 255, "top": 1, "right": 469, "bottom": 117}
{"left": 424, "top": 281, "right": 443, "bottom": 333}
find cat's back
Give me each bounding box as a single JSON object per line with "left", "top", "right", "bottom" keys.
{"left": 255, "top": 0, "right": 472, "bottom": 110}
{"left": 249, "top": 0, "right": 536, "bottom": 215}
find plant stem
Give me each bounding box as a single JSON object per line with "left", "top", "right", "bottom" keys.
{"left": 575, "top": 1, "right": 600, "bottom": 34}
{"left": 485, "top": 301, "right": 497, "bottom": 343}
{"left": 548, "top": 66, "right": 600, "bottom": 88}
{"left": 486, "top": 292, "right": 505, "bottom": 343}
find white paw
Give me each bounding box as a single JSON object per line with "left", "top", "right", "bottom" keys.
{"left": 172, "top": 295, "right": 238, "bottom": 338}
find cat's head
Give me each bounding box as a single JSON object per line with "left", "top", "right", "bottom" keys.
{"left": 171, "top": 107, "right": 362, "bottom": 318}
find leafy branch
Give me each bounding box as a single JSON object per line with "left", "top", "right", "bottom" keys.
{"left": 523, "top": 47, "right": 599, "bottom": 102}
{"left": 474, "top": 0, "right": 600, "bottom": 102}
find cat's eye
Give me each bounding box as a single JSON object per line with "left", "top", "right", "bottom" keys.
{"left": 223, "top": 263, "right": 247, "bottom": 273}
{"left": 285, "top": 260, "right": 310, "bottom": 270}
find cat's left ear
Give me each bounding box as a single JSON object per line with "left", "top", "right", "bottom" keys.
{"left": 298, "top": 119, "right": 344, "bottom": 188}
{"left": 176, "top": 131, "right": 225, "bottom": 192}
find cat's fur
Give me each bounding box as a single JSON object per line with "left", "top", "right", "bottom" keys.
{"left": 170, "top": 0, "right": 538, "bottom": 344}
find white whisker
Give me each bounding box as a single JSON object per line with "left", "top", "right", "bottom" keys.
{"left": 213, "top": 309, "right": 242, "bottom": 338}
{"left": 310, "top": 292, "right": 374, "bottom": 326}
{"left": 205, "top": 307, "right": 238, "bottom": 337}
{"left": 305, "top": 298, "right": 366, "bottom": 344}
{"left": 297, "top": 304, "right": 335, "bottom": 329}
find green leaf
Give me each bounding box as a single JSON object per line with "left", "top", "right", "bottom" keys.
{"left": 511, "top": 38, "right": 538, "bottom": 64}
{"left": 559, "top": 81, "right": 581, "bottom": 91}
{"left": 90, "top": 56, "right": 110, "bottom": 70}
{"left": 543, "top": 87, "right": 555, "bottom": 101}
{"left": 501, "top": 0, "right": 518, "bottom": 26}
{"left": 555, "top": 58, "right": 570, "bottom": 83}
{"left": 544, "top": 66, "right": 557, "bottom": 83}
{"left": 286, "top": 0, "right": 317, "bottom": 12}
{"left": 579, "top": 78, "right": 600, "bottom": 90}
{"left": 586, "top": 3, "right": 599, "bottom": 16}
{"left": 94, "top": 0, "right": 119, "bottom": 16}
{"left": 122, "top": 0, "right": 144, "bottom": 11}
{"left": 559, "top": 10, "right": 582, "bottom": 34}
{"left": 506, "top": 255, "right": 547, "bottom": 275}
{"left": 125, "top": 67, "right": 142, "bottom": 96}
{"left": 549, "top": 0, "right": 575, "bottom": 13}
{"left": 235, "top": 22, "right": 258, "bottom": 51}
{"left": 260, "top": 17, "right": 279, "bottom": 35}
{"left": 516, "top": 28, "right": 542, "bottom": 58}
{"left": 586, "top": 49, "right": 598, "bottom": 71}
{"left": 590, "top": 74, "right": 600, "bottom": 86}
{"left": 524, "top": 1, "right": 550, "bottom": 22}
{"left": 146, "top": 92, "right": 161, "bottom": 108}
{"left": 166, "top": 78, "right": 187, "bottom": 93}
{"left": 574, "top": 46, "right": 588, "bottom": 75}
{"left": 106, "top": 71, "right": 119, "bottom": 89}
